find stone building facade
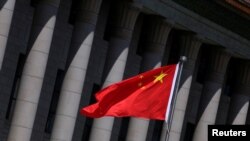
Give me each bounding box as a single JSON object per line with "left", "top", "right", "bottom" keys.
{"left": 0, "top": 0, "right": 249, "bottom": 141}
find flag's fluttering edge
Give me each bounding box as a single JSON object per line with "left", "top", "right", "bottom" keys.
{"left": 80, "top": 64, "right": 179, "bottom": 121}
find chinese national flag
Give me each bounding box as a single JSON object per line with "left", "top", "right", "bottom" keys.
{"left": 80, "top": 64, "right": 179, "bottom": 121}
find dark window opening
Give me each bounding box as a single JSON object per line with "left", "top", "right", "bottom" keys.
{"left": 167, "top": 29, "right": 182, "bottom": 65}
{"left": 162, "top": 29, "right": 175, "bottom": 66}
{"left": 30, "top": 0, "right": 37, "bottom": 7}
{"left": 102, "top": 4, "right": 113, "bottom": 41}
{"left": 183, "top": 122, "right": 195, "bottom": 141}
{"left": 148, "top": 120, "right": 163, "bottom": 141}
{"left": 6, "top": 54, "right": 26, "bottom": 119}
{"left": 81, "top": 118, "right": 93, "bottom": 141}
{"left": 103, "top": 0, "right": 128, "bottom": 41}
{"left": 116, "top": 117, "right": 129, "bottom": 141}
{"left": 135, "top": 15, "right": 148, "bottom": 56}
{"left": 196, "top": 45, "right": 209, "bottom": 84}
{"left": 45, "top": 70, "right": 64, "bottom": 133}
{"left": 81, "top": 83, "right": 101, "bottom": 141}
{"left": 68, "top": 0, "right": 82, "bottom": 25}
{"left": 222, "top": 58, "right": 236, "bottom": 97}
{"left": 89, "top": 84, "right": 101, "bottom": 104}
{"left": 135, "top": 38, "right": 144, "bottom": 57}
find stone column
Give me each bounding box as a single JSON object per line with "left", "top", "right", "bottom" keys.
{"left": 227, "top": 61, "right": 250, "bottom": 125}
{"left": 50, "top": 0, "right": 102, "bottom": 141}
{"left": 160, "top": 34, "right": 202, "bottom": 141}
{"left": 7, "top": 0, "right": 60, "bottom": 141}
{"left": 126, "top": 17, "right": 173, "bottom": 141}
{"left": 89, "top": 1, "right": 141, "bottom": 141}
{"left": 193, "top": 49, "right": 231, "bottom": 141}
{"left": 0, "top": 0, "right": 16, "bottom": 69}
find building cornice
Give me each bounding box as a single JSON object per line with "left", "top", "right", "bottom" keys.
{"left": 141, "top": 0, "right": 250, "bottom": 59}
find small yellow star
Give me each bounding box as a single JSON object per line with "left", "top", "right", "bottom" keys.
{"left": 154, "top": 71, "right": 167, "bottom": 83}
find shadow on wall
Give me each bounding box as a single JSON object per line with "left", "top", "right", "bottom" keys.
{"left": 195, "top": 47, "right": 230, "bottom": 124}
{"left": 226, "top": 59, "right": 250, "bottom": 124}
{"left": 0, "top": 0, "right": 7, "bottom": 9}
{"left": 227, "top": 95, "right": 249, "bottom": 124}
{"left": 100, "top": 0, "right": 133, "bottom": 86}
{"left": 196, "top": 82, "right": 222, "bottom": 125}
{"left": 26, "top": 0, "right": 57, "bottom": 53}
{"left": 64, "top": 0, "right": 97, "bottom": 71}
{"left": 246, "top": 106, "right": 250, "bottom": 124}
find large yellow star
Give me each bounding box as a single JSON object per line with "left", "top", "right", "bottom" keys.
{"left": 154, "top": 71, "right": 167, "bottom": 83}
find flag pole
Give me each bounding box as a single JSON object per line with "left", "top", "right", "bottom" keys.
{"left": 165, "top": 56, "right": 187, "bottom": 141}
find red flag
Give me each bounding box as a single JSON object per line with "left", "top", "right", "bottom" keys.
{"left": 80, "top": 64, "right": 179, "bottom": 121}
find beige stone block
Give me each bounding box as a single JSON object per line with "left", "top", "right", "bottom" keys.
{"left": 22, "top": 50, "right": 48, "bottom": 78}
{"left": 90, "top": 117, "right": 114, "bottom": 141}
{"left": 8, "top": 125, "right": 32, "bottom": 141}
{"left": 168, "top": 131, "right": 181, "bottom": 141}
{"left": 11, "top": 100, "right": 37, "bottom": 128}
{"left": 17, "top": 75, "right": 43, "bottom": 103}
{"left": 56, "top": 90, "right": 81, "bottom": 117}
{"left": 0, "top": 8, "right": 12, "bottom": 36}
{"left": 171, "top": 109, "right": 185, "bottom": 132}
{"left": 62, "top": 68, "right": 86, "bottom": 93}
{"left": 126, "top": 118, "right": 149, "bottom": 141}
{"left": 51, "top": 115, "right": 76, "bottom": 141}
